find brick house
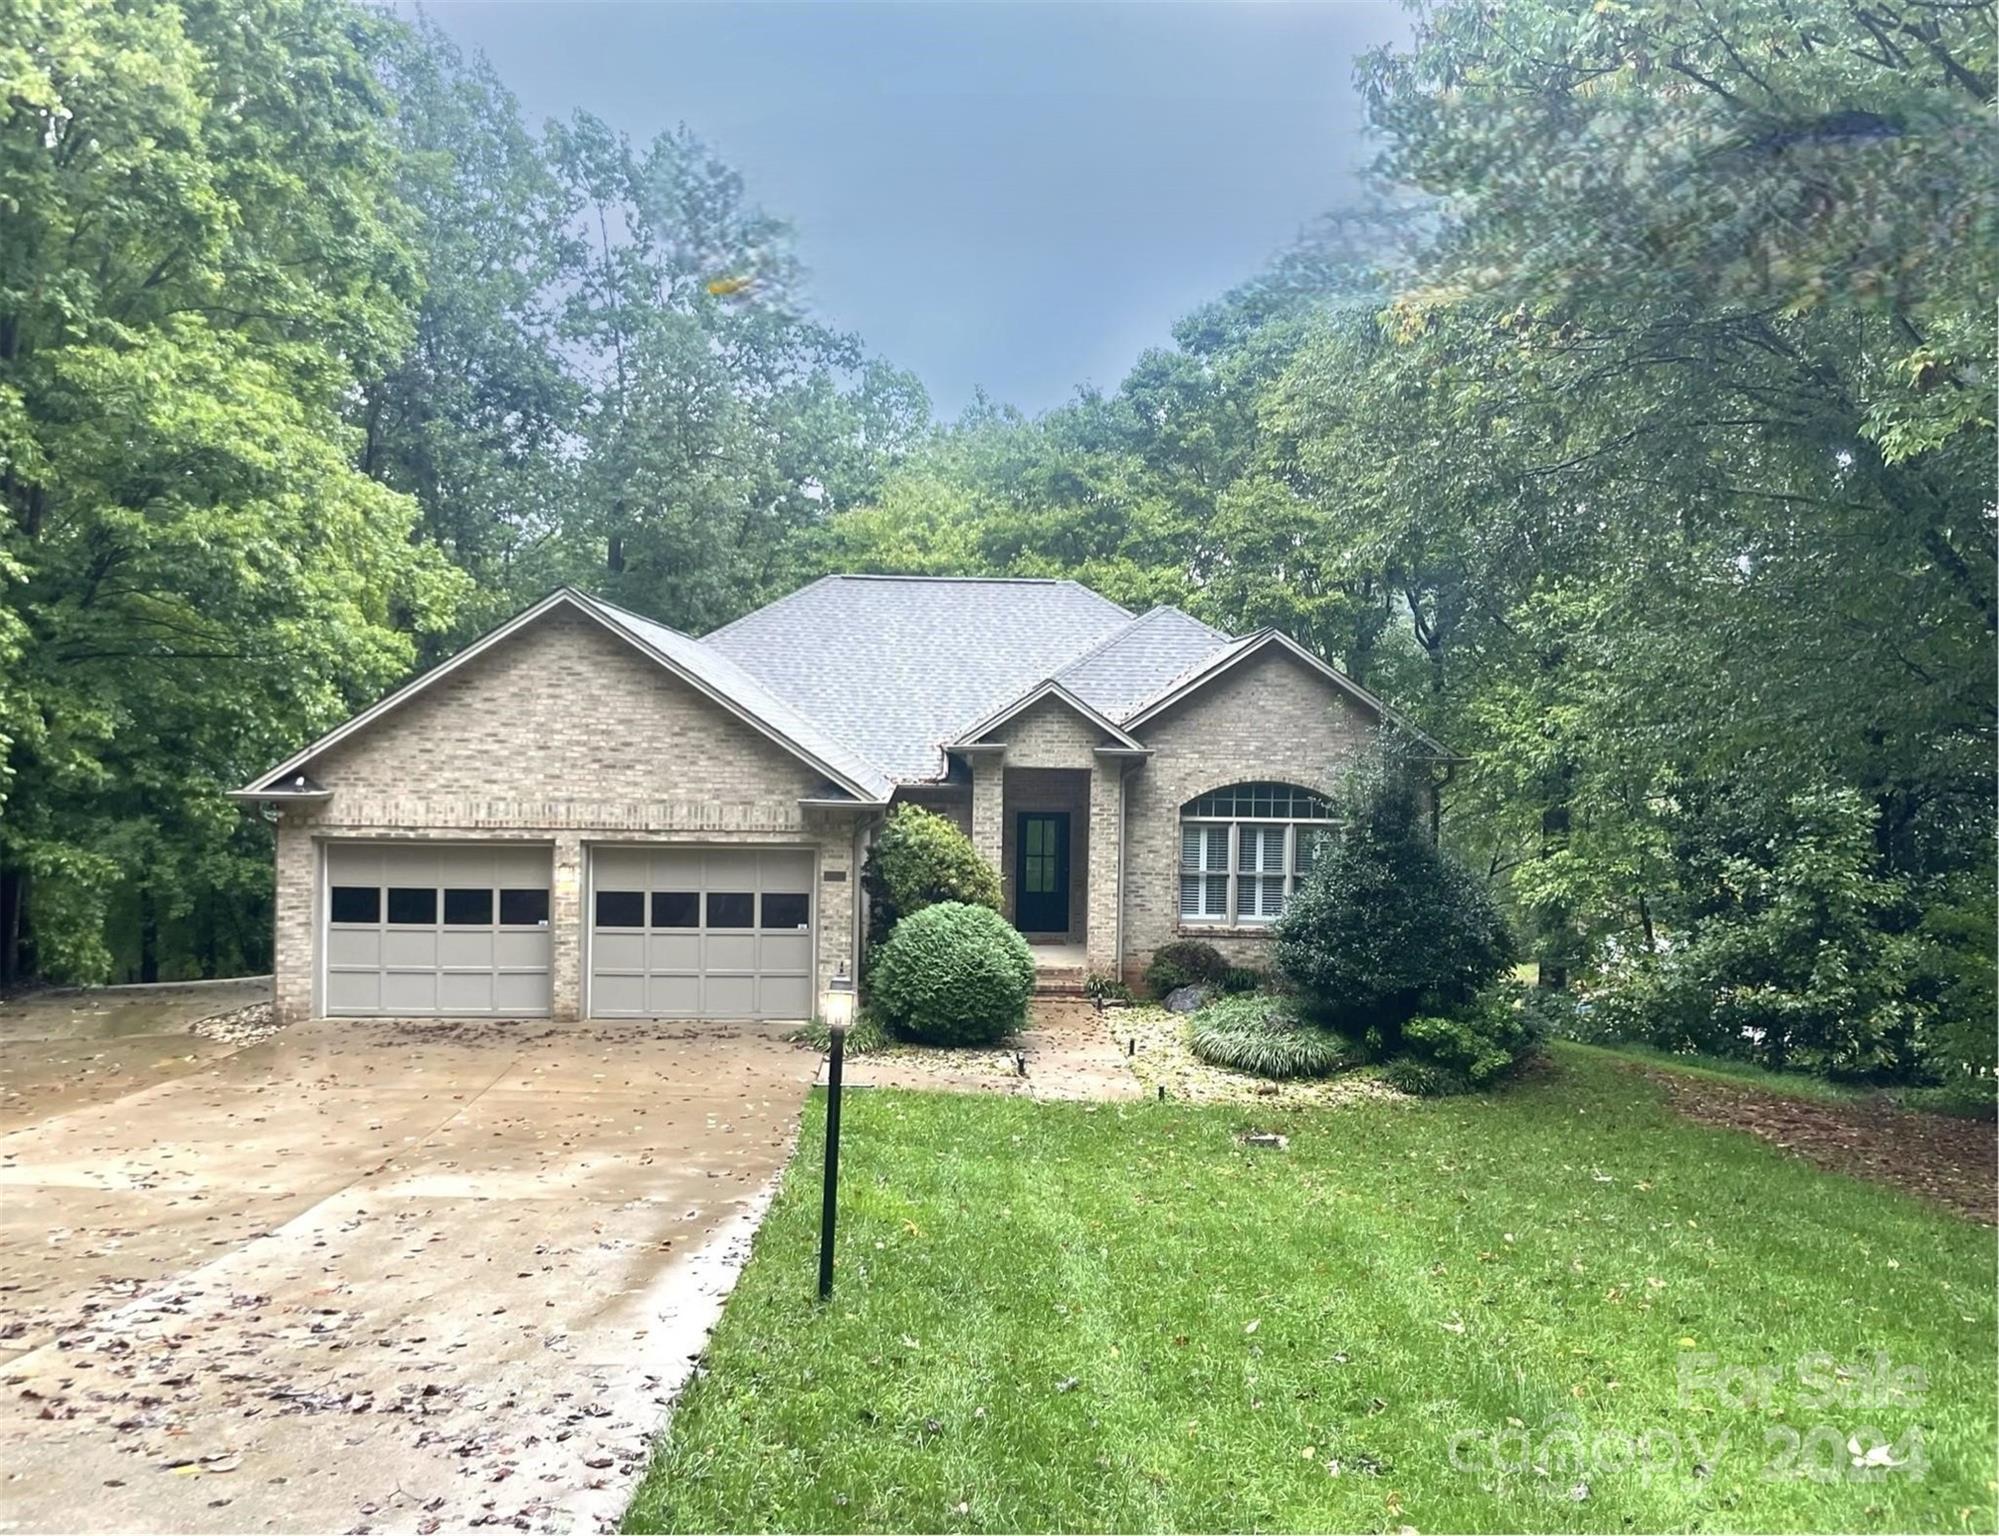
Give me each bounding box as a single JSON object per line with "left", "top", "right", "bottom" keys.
{"left": 235, "top": 577, "right": 1440, "bottom": 1022}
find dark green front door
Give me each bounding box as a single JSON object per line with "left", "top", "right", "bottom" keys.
{"left": 1015, "top": 812, "right": 1070, "bottom": 934}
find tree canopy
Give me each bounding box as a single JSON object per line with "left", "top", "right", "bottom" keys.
{"left": 2, "top": 0, "right": 1989, "bottom": 1087}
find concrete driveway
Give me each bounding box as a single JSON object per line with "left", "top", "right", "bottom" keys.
{"left": 0, "top": 991, "right": 818, "bottom": 1534}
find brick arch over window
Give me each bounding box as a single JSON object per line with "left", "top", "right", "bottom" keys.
{"left": 1177, "top": 781, "right": 1340, "bottom": 927}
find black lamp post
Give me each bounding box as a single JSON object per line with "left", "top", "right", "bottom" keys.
{"left": 816, "top": 966, "right": 855, "bottom": 1301}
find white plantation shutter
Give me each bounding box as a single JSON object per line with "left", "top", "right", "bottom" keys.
{"left": 1179, "top": 825, "right": 1228, "bottom": 919}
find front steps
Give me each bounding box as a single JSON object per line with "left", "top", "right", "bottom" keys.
{"left": 1032, "top": 961, "right": 1088, "bottom": 998}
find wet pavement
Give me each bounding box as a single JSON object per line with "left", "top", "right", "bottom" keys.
{"left": 0, "top": 1004, "right": 817, "bottom": 1534}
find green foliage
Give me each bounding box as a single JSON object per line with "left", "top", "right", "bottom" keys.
{"left": 1593, "top": 788, "right": 1946, "bottom": 1081}
{"left": 867, "top": 902, "right": 1034, "bottom": 1047}
{"left": 787, "top": 1011, "right": 893, "bottom": 1058}
{"left": 1142, "top": 940, "right": 1229, "bottom": 999}
{"left": 862, "top": 804, "right": 1002, "bottom": 955}
{"left": 1275, "top": 766, "right": 1514, "bottom": 1048}
{"left": 1187, "top": 992, "right": 1352, "bottom": 1079}
{"left": 1379, "top": 1058, "right": 1473, "bottom": 1098}
{"left": 1398, "top": 990, "right": 1546, "bottom": 1088}
{"left": 0, "top": 0, "right": 465, "bottom": 985}
{"left": 1083, "top": 974, "right": 1134, "bottom": 1005}
{"left": 1218, "top": 965, "right": 1267, "bottom": 995}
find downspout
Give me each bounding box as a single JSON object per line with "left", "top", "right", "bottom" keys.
{"left": 1115, "top": 762, "right": 1129, "bottom": 978}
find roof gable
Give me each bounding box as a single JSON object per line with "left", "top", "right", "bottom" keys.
{"left": 1123, "top": 629, "right": 1448, "bottom": 755}
{"left": 949, "top": 679, "right": 1146, "bottom": 752}
{"left": 237, "top": 589, "right": 892, "bottom": 802}
{"left": 1055, "top": 606, "right": 1234, "bottom": 721}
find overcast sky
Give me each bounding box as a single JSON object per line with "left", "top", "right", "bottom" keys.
{"left": 414, "top": 1, "right": 1407, "bottom": 417}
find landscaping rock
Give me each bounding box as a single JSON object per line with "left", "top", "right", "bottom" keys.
{"left": 1162, "top": 985, "right": 1213, "bottom": 1014}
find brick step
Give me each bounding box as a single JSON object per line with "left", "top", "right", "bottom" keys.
{"left": 1032, "top": 965, "right": 1088, "bottom": 998}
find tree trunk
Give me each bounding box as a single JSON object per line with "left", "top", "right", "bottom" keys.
{"left": 139, "top": 887, "right": 159, "bottom": 985}
{"left": 0, "top": 867, "right": 21, "bottom": 988}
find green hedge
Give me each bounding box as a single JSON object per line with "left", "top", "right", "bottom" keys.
{"left": 862, "top": 804, "right": 1002, "bottom": 955}
{"left": 868, "top": 901, "right": 1035, "bottom": 1046}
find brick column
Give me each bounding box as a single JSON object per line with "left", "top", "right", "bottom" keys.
{"left": 550, "top": 831, "right": 584, "bottom": 1020}
{"left": 971, "top": 755, "right": 1005, "bottom": 886}
{"left": 1086, "top": 759, "right": 1122, "bottom": 976}
{"left": 273, "top": 818, "right": 317, "bottom": 1021}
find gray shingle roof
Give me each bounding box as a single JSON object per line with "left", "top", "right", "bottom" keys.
{"left": 703, "top": 575, "right": 1135, "bottom": 781}
{"left": 1055, "top": 606, "right": 1235, "bottom": 722}
{"left": 575, "top": 591, "right": 895, "bottom": 800}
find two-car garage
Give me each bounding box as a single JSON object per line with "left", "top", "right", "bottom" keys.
{"left": 320, "top": 841, "right": 817, "bottom": 1021}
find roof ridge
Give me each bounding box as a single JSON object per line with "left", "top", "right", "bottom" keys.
{"left": 700, "top": 573, "right": 843, "bottom": 643}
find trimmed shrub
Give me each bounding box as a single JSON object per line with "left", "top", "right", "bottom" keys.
{"left": 1144, "top": 940, "right": 1228, "bottom": 999}
{"left": 1274, "top": 767, "right": 1513, "bottom": 1050}
{"left": 1188, "top": 993, "right": 1352, "bottom": 1079}
{"left": 1398, "top": 989, "right": 1546, "bottom": 1087}
{"left": 1381, "top": 1058, "right": 1473, "bottom": 1097}
{"left": 862, "top": 804, "right": 1002, "bottom": 954}
{"left": 868, "top": 901, "right": 1034, "bottom": 1046}
{"left": 1220, "top": 965, "right": 1267, "bottom": 995}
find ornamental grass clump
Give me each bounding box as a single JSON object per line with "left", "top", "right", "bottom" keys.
{"left": 1187, "top": 992, "right": 1352, "bottom": 1079}
{"left": 868, "top": 901, "right": 1035, "bottom": 1047}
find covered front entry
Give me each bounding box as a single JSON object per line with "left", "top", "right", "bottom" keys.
{"left": 588, "top": 846, "right": 815, "bottom": 1020}
{"left": 1014, "top": 811, "right": 1071, "bottom": 935}
{"left": 322, "top": 842, "right": 553, "bottom": 1016}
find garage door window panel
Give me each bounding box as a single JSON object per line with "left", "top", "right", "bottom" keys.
{"left": 330, "top": 886, "right": 380, "bottom": 925}
{"left": 707, "top": 892, "right": 754, "bottom": 928}
{"left": 762, "top": 892, "right": 810, "bottom": 930}
{"left": 596, "top": 889, "right": 645, "bottom": 928}
{"left": 387, "top": 887, "right": 437, "bottom": 925}
{"left": 443, "top": 887, "right": 493, "bottom": 926}
{"left": 499, "top": 888, "right": 549, "bottom": 926}
{"left": 652, "top": 890, "right": 699, "bottom": 928}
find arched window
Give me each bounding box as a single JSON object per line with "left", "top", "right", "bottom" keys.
{"left": 1179, "top": 781, "right": 1338, "bottom": 927}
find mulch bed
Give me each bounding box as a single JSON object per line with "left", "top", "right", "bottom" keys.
{"left": 1644, "top": 1070, "right": 1997, "bottom": 1225}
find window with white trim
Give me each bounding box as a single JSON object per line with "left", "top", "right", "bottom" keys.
{"left": 1178, "top": 782, "right": 1338, "bottom": 927}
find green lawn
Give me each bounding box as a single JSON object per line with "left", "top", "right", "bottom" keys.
{"left": 625, "top": 1046, "right": 1998, "bottom": 1533}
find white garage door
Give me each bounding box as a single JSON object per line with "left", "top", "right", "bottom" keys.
{"left": 589, "top": 847, "right": 814, "bottom": 1020}
{"left": 324, "top": 844, "right": 552, "bottom": 1016}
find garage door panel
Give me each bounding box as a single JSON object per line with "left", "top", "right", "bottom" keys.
{"left": 326, "top": 970, "right": 381, "bottom": 1014}
{"left": 494, "top": 972, "right": 548, "bottom": 1012}
{"left": 494, "top": 931, "right": 550, "bottom": 968}
{"left": 381, "top": 970, "right": 439, "bottom": 1013}
{"left": 320, "top": 842, "right": 551, "bottom": 1018}
{"left": 759, "top": 933, "right": 812, "bottom": 972}
{"left": 702, "top": 849, "right": 759, "bottom": 884}
{"left": 592, "top": 972, "right": 646, "bottom": 1015}
{"left": 760, "top": 851, "right": 812, "bottom": 887}
{"left": 438, "top": 931, "right": 493, "bottom": 968}
{"left": 326, "top": 929, "right": 380, "bottom": 968}
{"left": 760, "top": 974, "right": 812, "bottom": 1019}
{"left": 438, "top": 971, "right": 494, "bottom": 1013}
{"left": 383, "top": 929, "right": 439, "bottom": 968}
{"left": 702, "top": 975, "right": 756, "bottom": 1018}
{"left": 647, "top": 933, "right": 700, "bottom": 970}
{"left": 703, "top": 933, "right": 758, "bottom": 972}
{"left": 593, "top": 931, "right": 645, "bottom": 970}
{"left": 648, "top": 975, "right": 702, "bottom": 1016}
{"left": 588, "top": 844, "right": 817, "bottom": 1020}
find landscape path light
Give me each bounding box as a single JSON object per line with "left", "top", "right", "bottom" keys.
{"left": 816, "top": 966, "right": 855, "bottom": 1301}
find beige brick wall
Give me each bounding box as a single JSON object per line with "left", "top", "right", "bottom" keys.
{"left": 1121, "top": 648, "right": 1375, "bottom": 984}
{"left": 271, "top": 608, "right": 863, "bottom": 1020}
{"left": 986, "top": 695, "right": 1104, "bottom": 769}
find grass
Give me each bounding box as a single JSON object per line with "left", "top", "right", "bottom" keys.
{"left": 1571, "top": 1039, "right": 1998, "bottom": 1120}
{"left": 625, "top": 1048, "right": 1997, "bottom": 1534}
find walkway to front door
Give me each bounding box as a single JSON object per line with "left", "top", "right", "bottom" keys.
{"left": 1014, "top": 810, "right": 1070, "bottom": 934}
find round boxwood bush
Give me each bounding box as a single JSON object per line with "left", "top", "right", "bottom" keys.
{"left": 1144, "top": 939, "right": 1229, "bottom": 999}
{"left": 868, "top": 901, "right": 1035, "bottom": 1046}
{"left": 1274, "top": 766, "right": 1514, "bottom": 1049}
{"left": 1188, "top": 993, "right": 1352, "bottom": 1080}
{"left": 862, "top": 804, "right": 1002, "bottom": 951}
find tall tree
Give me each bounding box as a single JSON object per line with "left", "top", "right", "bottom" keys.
{"left": 0, "top": 0, "right": 463, "bottom": 983}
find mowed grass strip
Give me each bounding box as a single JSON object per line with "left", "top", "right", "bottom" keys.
{"left": 625, "top": 1046, "right": 1997, "bottom": 1533}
